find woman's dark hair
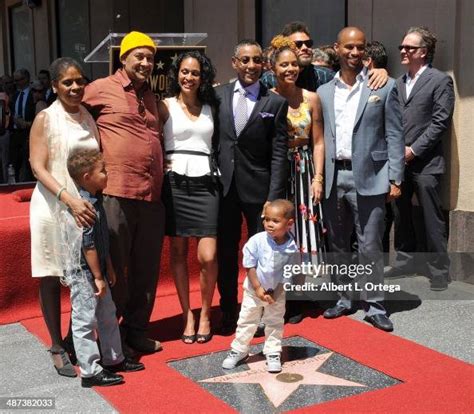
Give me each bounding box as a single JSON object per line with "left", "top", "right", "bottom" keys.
{"left": 167, "top": 51, "right": 218, "bottom": 107}
{"left": 49, "top": 57, "right": 85, "bottom": 82}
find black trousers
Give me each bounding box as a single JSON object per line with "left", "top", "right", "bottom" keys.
{"left": 9, "top": 129, "right": 33, "bottom": 181}
{"left": 217, "top": 179, "right": 264, "bottom": 315}
{"left": 103, "top": 196, "right": 165, "bottom": 337}
{"left": 393, "top": 172, "right": 449, "bottom": 279}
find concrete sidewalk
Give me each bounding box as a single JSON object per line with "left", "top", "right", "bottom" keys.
{"left": 0, "top": 279, "right": 472, "bottom": 413}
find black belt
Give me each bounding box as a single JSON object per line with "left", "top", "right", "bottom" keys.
{"left": 166, "top": 149, "right": 219, "bottom": 181}
{"left": 335, "top": 159, "right": 352, "bottom": 170}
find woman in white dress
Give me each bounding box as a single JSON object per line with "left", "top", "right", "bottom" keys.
{"left": 29, "top": 58, "right": 99, "bottom": 376}
{"left": 158, "top": 51, "right": 219, "bottom": 344}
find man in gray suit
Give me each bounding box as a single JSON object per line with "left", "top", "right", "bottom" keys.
{"left": 391, "top": 27, "right": 454, "bottom": 291}
{"left": 317, "top": 27, "right": 404, "bottom": 331}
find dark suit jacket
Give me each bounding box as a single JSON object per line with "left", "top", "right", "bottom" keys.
{"left": 11, "top": 88, "right": 36, "bottom": 123}
{"left": 396, "top": 66, "right": 454, "bottom": 175}
{"left": 215, "top": 81, "right": 289, "bottom": 204}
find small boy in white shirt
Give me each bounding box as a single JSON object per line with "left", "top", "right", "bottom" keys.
{"left": 222, "top": 199, "right": 298, "bottom": 373}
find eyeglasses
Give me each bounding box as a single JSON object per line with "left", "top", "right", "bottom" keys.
{"left": 32, "top": 88, "right": 44, "bottom": 93}
{"left": 398, "top": 45, "right": 425, "bottom": 52}
{"left": 233, "top": 56, "right": 263, "bottom": 65}
{"left": 14, "top": 77, "right": 26, "bottom": 82}
{"left": 294, "top": 39, "right": 314, "bottom": 49}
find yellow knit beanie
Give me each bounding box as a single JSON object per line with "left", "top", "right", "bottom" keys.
{"left": 120, "top": 31, "right": 156, "bottom": 59}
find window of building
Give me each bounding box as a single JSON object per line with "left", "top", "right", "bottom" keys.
{"left": 9, "top": 3, "right": 35, "bottom": 74}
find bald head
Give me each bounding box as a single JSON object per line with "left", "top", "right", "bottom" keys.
{"left": 337, "top": 27, "right": 365, "bottom": 44}
{"left": 334, "top": 27, "right": 366, "bottom": 73}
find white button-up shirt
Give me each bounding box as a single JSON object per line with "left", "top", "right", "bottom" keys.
{"left": 242, "top": 231, "right": 299, "bottom": 291}
{"left": 405, "top": 64, "right": 428, "bottom": 98}
{"left": 334, "top": 68, "right": 367, "bottom": 160}
{"left": 233, "top": 80, "right": 260, "bottom": 119}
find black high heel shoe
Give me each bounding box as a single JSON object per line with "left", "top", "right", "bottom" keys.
{"left": 196, "top": 332, "right": 212, "bottom": 344}
{"left": 48, "top": 348, "right": 77, "bottom": 377}
{"left": 181, "top": 333, "right": 197, "bottom": 344}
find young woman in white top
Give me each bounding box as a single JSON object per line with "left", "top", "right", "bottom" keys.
{"left": 158, "top": 51, "right": 219, "bottom": 344}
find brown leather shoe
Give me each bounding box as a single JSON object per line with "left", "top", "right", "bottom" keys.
{"left": 126, "top": 336, "right": 162, "bottom": 354}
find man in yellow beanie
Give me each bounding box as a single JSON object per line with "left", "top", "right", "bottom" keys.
{"left": 83, "top": 31, "right": 164, "bottom": 354}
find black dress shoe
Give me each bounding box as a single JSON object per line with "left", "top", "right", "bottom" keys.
{"left": 430, "top": 276, "right": 448, "bottom": 291}
{"left": 103, "top": 358, "right": 145, "bottom": 373}
{"left": 285, "top": 302, "right": 304, "bottom": 324}
{"left": 364, "top": 314, "right": 394, "bottom": 332}
{"left": 81, "top": 369, "right": 124, "bottom": 388}
{"left": 323, "top": 304, "right": 352, "bottom": 319}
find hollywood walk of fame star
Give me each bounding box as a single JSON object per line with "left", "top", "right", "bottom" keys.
{"left": 155, "top": 60, "right": 165, "bottom": 70}
{"left": 200, "top": 352, "right": 365, "bottom": 408}
{"left": 170, "top": 53, "right": 179, "bottom": 64}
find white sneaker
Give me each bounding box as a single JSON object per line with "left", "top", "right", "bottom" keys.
{"left": 266, "top": 353, "right": 282, "bottom": 373}
{"left": 222, "top": 350, "right": 248, "bottom": 369}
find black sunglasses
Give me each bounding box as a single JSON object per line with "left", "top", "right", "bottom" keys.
{"left": 398, "top": 45, "right": 425, "bottom": 51}
{"left": 294, "top": 39, "right": 314, "bottom": 49}
{"left": 234, "top": 56, "right": 263, "bottom": 65}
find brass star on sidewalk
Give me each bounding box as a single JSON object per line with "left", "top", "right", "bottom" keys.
{"left": 201, "top": 352, "right": 365, "bottom": 408}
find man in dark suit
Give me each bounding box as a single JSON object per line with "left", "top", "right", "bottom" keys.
{"left": 216, "top": 40, "right": 289, "bottom": 334}
{"left": 11, "top": 68, "right": 35, "bottom": 181}
{"left": 38, "top": 69, "right": 56, "bottom": 106}
{"left": 318, "top": 27, "right": 404, "bottom": 332}
{"left": 391, "top": 27, "right": 454, "bottom": 291}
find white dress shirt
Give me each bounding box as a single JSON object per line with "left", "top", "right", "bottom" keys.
{"left": 232, "top": 80, "right": 260, "bottom": 120}
{"left": 405, "top": 64, "right": 428, "bottom": 98}
{"left": 334, "top": 68, "right": 367, "bottom": 160}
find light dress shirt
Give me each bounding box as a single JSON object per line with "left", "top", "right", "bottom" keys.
{"left": 242, "top": 231, "right": 299, "bottom": 291}
{"left": 334, "top": 68, "right": 367, "bottom": 160}
{"left": 405, "top": 64, "right": 428, "bottom": 98}
{"left": 232, "top": 80, "right": 260, "bottom": 120}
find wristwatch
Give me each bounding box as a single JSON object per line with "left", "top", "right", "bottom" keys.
{"left": 390, "top": 180, "right": 402, "bottom": 186}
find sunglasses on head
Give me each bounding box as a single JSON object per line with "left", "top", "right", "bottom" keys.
{"left": 398, "top": 45, "right": 425, "bottom": 51}
{"left": 294, "top": 39, "right": 314, "bottom": 49}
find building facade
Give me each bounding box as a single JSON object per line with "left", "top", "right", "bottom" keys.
{"left": 1, "top": 0, "right": 472, "bottom": 258}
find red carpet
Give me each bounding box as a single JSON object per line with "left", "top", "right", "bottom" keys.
{"left": 22, "top": 288, "right": 474, "bottom": 413}
{"left": 3, "top": 187, "right": 474, "bottom": 412}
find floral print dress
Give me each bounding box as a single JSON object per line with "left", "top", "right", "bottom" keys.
{"left": 287, "top": 92, "right": 326, "bottom": 264}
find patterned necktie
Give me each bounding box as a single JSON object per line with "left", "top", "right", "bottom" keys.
{"left": 234, "top": 88, "right": 248, "bottom": 136}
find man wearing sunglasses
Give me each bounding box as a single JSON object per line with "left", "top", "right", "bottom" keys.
{"left": 389, "top": 27, "right": 454, "bottom": 291}
{"left": 215, "top": 40, "right": 289, "bottom": 335}
{"left": 261, "top": 21, "right": 389, "bottom": 93}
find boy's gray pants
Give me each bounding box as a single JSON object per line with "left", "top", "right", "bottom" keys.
{"left": 70, "top": 272, "right": 124, "bottom": 377}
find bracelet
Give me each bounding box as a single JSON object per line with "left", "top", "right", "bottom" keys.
{"left": 312, "top": 174, "right": 324, "bottom": 184}
{"left": 56, "top": 186, "right": 66, "bottom": 200}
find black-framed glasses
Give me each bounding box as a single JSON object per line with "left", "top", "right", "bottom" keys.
{"left": 233, "top": 56, "right": 263, "bottom": 65}
{"left": 32, "top": 88, "right": 44, "bottom": 93}
{"left": 398, "top": 45, "right": 425, "bottom": 52}
{"left": 294, "top": 39, "right": 314, "bottom": 49}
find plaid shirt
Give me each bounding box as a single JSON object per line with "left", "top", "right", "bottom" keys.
{"left": 79, "top": 189, "right": 110, "bottom": 281}
{"left": 261, "top": 65, "right": 335, "bottom": 92}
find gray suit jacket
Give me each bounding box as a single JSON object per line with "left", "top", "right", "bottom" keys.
{"left": 396, "top": 66, "right": 454, "bottom": 175}
{"left": 318, "top": 76, "right": 404, "bottom": 198}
